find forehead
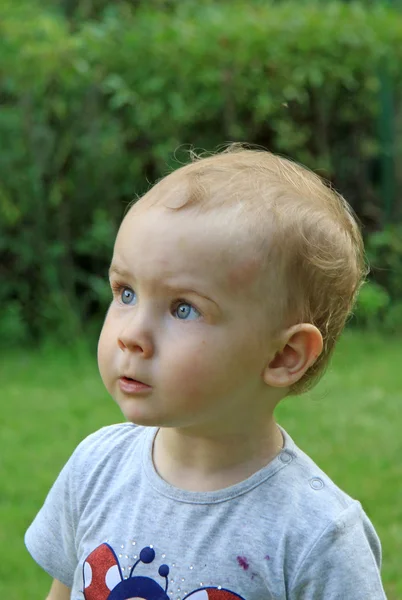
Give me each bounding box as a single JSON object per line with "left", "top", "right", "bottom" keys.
{"left": 113, "top": 205, "right": 265, "bottom": 296}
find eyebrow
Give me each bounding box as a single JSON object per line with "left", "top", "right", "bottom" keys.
{"left": 109, "top": 264, "right": 128, "bottom": 279}
{"left": 108, "top": 264, "right": 219, "bottom": 306}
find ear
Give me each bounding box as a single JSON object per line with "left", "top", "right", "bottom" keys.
{"left": 262, "top": 324, "right": 323, "bottom": 388}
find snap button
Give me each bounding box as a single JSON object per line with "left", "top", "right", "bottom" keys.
{"left": 279, "top": 451, "right": 292, "bottom": 464}
{"left": 310, "top": 477, "right": 324, "bottom": 490}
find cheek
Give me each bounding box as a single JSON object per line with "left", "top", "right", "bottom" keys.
{"left": 97, "top": 315, "right": 115, "bottom": 380}
{"left": 162, "top": 335, "right": 247, "bottom": 402}
{"left": 162, "top": 339, "right": 213, "bottom": 398}
{"left": 97, "top": 324, "right": 108, "bottom": 363}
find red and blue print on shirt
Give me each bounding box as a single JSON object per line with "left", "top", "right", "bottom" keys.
{"left": 83, "top": 543, "right": 246, "bottom": 600}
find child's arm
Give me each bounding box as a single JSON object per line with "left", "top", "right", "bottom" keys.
{"left": 46, "top": 579, "right": 71, "bottom": 600}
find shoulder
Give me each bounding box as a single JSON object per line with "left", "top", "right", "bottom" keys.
{"left": 37, "top": 422, "right": 151, "bottom": 520}
{"left": 286, "top": 498, "right": 385, "bottom": 597}
{"left": 66, "top": 423, "right": 148, "bottom": 483}
{"left": 271, "top": 429, "right": 383, "bottom": 594}
{"left": 73, "top": 422, "right": 144, "bottom": 457}
{"left": 274, "top": 428, "right": 357, "bottom": 526}
{"left": 266, "top": 427, "right": 380, "bottom": 552}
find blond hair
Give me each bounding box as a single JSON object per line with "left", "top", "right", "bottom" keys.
{"left": 135, "top": 145, "right": 368, "bottom": 396}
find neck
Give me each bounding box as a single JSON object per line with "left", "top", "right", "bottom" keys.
{"left": 152, "top": 418, "right": 283, "bottom": 492}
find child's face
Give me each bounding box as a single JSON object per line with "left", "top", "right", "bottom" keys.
{"left": 98, "top": 204, "right": 278, "bottom": 432}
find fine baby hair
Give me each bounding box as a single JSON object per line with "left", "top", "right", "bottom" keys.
{"left": 134, "top": 144, "right": 369, "bottom": 396}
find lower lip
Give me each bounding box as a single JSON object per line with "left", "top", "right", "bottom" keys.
{"left": 119, "top": 377, "right": 152, "bottom": 394}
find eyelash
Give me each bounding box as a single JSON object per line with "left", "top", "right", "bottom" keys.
{"left": 110, "top": 281, "right": 202, "bottom": 318}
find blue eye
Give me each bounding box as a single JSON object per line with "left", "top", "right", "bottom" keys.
{"left": 121, "top": 287, "right": 136, "bottom": 305}
{"left": 174, "top": 302, "right": 200, "bottom": 321}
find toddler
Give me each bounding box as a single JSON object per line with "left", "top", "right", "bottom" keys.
{"left": 25, "top": 147, "right": 386, "bottom": 599}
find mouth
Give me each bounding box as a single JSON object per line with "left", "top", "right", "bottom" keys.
{"left": 122, "top": 375, "right": 145, "bottom": 384}
{"left": 119, "top": 376, "right": 152, "bottom": 394}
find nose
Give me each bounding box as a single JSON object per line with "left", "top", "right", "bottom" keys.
{"left": 117, "top": 309, "right": 155, "bottom": 358}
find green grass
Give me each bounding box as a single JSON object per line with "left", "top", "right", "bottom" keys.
{"left": 1, "top": 331, "right": 401, "bottom": 599}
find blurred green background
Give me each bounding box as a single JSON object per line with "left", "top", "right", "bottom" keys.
{"left": 1, "top": 0, "right": 401, "bottom": 598}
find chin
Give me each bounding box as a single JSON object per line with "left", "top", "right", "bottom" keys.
{"left": 115, "top": 395, "right": 197, "bottom": 429}
{"left": 118, "top": 407, "right": 167, "bottom": 428}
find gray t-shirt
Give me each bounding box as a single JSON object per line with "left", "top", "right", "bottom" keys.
{"left": 25, "top": 423, "right": 386, "bottom": 599}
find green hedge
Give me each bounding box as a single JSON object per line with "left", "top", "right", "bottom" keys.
{"left": 1, "top": 0, "right": 402, "bottom": 343}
